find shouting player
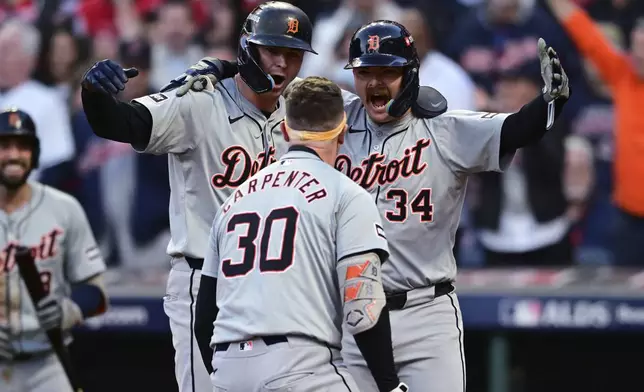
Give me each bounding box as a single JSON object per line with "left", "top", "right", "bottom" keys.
{"left": 0, "top": 108, "right": 108, "bottom": 392}
{"left": 195, "top": 76, "right": 408, "bottom": 392}
{"left": 334, "top": 21, "right": 570, "bottom": 392}
{"left": 80, "top": 2, "right": 317, "bottom": 391}
{"left": 178, "top": 20, "right": 571, "bottom": 392}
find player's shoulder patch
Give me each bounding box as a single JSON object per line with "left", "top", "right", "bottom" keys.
{"left": 146, "top": 93, "right": 168, "bottom": 103}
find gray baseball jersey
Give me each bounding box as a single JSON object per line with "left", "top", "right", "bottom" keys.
{"left": 132, "top": 77, "right": 286, "bottom": 259}
{"left": 337, "top": 92, "right": 513, "bottom": 291}
{"left": 0, "top": 182, "right": 106, "bottom": 352}
{"left": 202, "top": 147, "right": 389, "bottom": 347}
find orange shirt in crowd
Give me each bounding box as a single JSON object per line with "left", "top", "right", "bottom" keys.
{"left": 563, "top": 9, "right": 644, "bottom": 217}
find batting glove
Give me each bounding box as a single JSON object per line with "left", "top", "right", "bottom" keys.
{"left": 0, "top": 326, "right": 12, "bottom": 360}
{"left": 81, "top": 59, "right": 139, "bottom": 95}
{"left": 36, "top": 297, "right": 83, "bottom": 331}
{"left": 538, "top": 38, "right": 570, "bottom": 102}
{"left": 160, "top": 58, "right": 239, "bottom": 97}
{"left": 390, "top": 382, "right": 410, "bottom": 392}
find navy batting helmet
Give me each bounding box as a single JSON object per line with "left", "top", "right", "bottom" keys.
{"left": 238, "top": 1, "right": 316, "bottom": 94}
{"left": 345, "top": 20, "right": 420, "bottom": 118}
{"left": 0, "top": 108, "right": 40, "bottom": 168}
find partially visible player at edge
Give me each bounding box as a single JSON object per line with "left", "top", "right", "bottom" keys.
{"left": 175, "top": 20, "right": 572, "bottom": 392}
{"left": 79, "top": 2, "right": 317, "bottom": 391}
{"left": 195, "top": 76, "right": 408, "bottom": 392}
{"left": 0, "top": 108, "right": 108, "bottom": 392}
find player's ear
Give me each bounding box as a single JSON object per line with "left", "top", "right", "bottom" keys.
{"left": 338, "top": 125, "right": 347, "bottom": 145}
{"left": 281, "top": 122, "right": 291, "bottom": 142}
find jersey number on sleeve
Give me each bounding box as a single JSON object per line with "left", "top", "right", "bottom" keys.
{"left": 221, "top": 206, "right": 299, "bottom": 278}
{"left": 385, "top": 188, "right": 434, "bottom": 223}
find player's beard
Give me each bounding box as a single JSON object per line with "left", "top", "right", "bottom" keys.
{"left": 0, "top": 160, "right": 32, "bottom": 190}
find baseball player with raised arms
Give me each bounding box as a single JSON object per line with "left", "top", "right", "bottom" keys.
{"left": 0, "top": 108, "right": 108, "bottom": 392}
{"left": 80, "top": 2, "right": 318, "bottom": 391}
{"left": 170, "top": 19, "right": 571, "bottom": 392}
{"left": 333, "top": 22, "right": 571, "bottom": 392}
{"left": 195, "top": 76, "right": 408, "bottom": 392}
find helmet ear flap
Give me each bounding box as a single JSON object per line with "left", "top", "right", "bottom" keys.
{"left": 386, "top": 65, "right": 419, "bottom": 118}
{"left": 238, "top": 37, "right": 275, "bottom": 94}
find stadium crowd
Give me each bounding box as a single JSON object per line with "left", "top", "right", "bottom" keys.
{"left": 1, "top": 0, "right": 643, "bottom": 270}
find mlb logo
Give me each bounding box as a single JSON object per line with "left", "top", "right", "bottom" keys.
{"left": 499, "top": 298, "right": 542, "bottom": 328}
{"left": 239, "top": 341, "right": 253, "bottom": 351}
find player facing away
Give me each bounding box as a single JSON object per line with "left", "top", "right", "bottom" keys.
{"left": 195, "top": 76, "right": 408, "bottom": 392}
{"left": 0, "top": 108, "right": 108, "bottom": 392}
{"left": 79, "top": 2, "right": 316, "bottom": 391}
{"left": 335, "top": 21, "right": 571, "bottom": 392}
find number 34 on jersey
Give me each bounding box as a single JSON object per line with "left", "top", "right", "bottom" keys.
{"left": 336, "top": 138, "right": 435, "bottom": 224}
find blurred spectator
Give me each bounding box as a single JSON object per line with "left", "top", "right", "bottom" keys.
{"left": 91, "top": 28, "right": 120, "bottom": 61}
{"left": 568, "top": 21, "right": 625, "bottom": 265}
{"left": 400, "top": 7, "right": 476, "bottom": 111}
{"left": 200, "top": 0, "right": 235, "bottom": 49}
{"left": 0, "top": 0, "right": 39, "bottom": 25}
{"left": 299, "top": 0, "right": 404, "bottom": 79}
{"left": 446, "top": 0, "right": 586, "bottom": 115}
{"left": 547, "top": 0, "right": 644, "bottom": 265}
{"left": 0, "top": 18, "right": 75, "bottom": 181}
{"left": 412, "top": 0, "right": 472, "bottom": 53}
{"left": 472, "top": 61, "right": 593, "bottom": 266}
{"left": 582, "top": 0, "right": 644, "bottom": 48}
{"left": 34, "top": 22, "right": 85, "bottom": 105}
{"left": 148, "top": 0, "right": 204, "bottom": 90}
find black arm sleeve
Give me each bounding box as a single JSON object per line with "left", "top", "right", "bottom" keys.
{"left": 81, "top": 87, "right": 153, "bottom": 149}
{"left": 352, "top": 308, "right": 399, "bottom": 392}
{"left": 194, "top": 274, "right": 219, "bottom": 375}
{"left": 499, "top": 94, "right": 568, "bottom": 157}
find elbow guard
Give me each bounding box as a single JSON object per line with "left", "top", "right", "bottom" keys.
{"left": 337, "top": 252, "right": 386, "bottom": 335}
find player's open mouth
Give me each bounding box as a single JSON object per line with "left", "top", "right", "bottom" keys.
{"left": 271, "top": 75, "right": 286, "bottom": 88}
{"left": 369, "top": 91, "right": 391, "bottom": 111}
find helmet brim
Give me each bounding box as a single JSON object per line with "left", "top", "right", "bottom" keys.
{"left": 0, "top": 130, "right": 37, "bottom": 139}
{"left": 249, "top": 35, "right": 318, "bottom": 54}
{"left": 344, "top": 54, "right": 410, "bottom": 69}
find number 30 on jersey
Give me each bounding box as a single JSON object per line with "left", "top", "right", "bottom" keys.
{"left": 221, "top": 206, "right": 299, "bottom": 278}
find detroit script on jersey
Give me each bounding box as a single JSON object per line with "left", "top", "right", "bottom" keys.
{"left": 0, "top": 229, "right": 63, "bottom": 319}
{"left": 211, "top": 145, "right": 277, "bottom": 189}
{"left": 336, "top": 94, "right": 512, "bottom": 290}
{"left": 133, "top": 78, "right": 286, "bottom": 259}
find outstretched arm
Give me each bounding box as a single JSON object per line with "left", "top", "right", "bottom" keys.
{"left": 499, "top": 38, "right": 570, "bottom": 156}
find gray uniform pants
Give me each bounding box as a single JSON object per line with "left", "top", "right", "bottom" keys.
{"left": 211, "top": 335, "right": 360, "bottom": 392}
{"left": 0, "top": 353, "right": 73, "bottom": 392}
{"left": 342, "top": 286, "right": 466, "bottom": 392}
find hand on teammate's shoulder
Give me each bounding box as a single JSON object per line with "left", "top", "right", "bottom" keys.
{"left": 160, "top": 58, "right": 239, "bottom": 97}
